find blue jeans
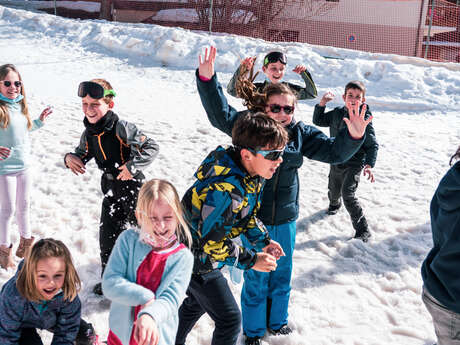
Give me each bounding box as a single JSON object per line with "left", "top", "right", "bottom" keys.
{"left": 241, "top": 221, "right": 296, "bottom": 337}
{"left": 423, "top": 286, "right": 460, "bottom": 345}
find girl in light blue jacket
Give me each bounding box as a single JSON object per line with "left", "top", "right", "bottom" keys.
{"left": 0, "top": 64, "right": 52, "bottom": 270}
{"left": 102, "top": 179, "right": 194, "bottom": 345}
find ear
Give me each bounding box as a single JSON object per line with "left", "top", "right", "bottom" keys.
{"left": 361, "top": 96, "right": 366, "bottom": 103}
{"left": 342, "top": 94, "right": 346, "bottom": 102}
{"left": 262, "top": 66, "right": 267, "bottom": 73}
{"left": 240, "top": 148, "right": 253, "bottom": 163}
{"left": 109, "top": 101, "right": 114, "bottom": 109}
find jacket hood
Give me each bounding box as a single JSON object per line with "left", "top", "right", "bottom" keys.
{"left": 194, "top": 146, "right": 247, "bottom": 182}
{"left": 435, "top": 162, "right": 460, "bottom": 212}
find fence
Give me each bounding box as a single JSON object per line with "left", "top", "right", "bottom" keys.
{"left": 18, "top": 0, "right": 460, "bottom": 63}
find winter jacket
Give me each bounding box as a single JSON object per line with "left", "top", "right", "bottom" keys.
{"left": 102, "top": 229, "right": 193, "bottom": 345}
{"left": 313, "top": 105, "right": 379, "bottom": 168}
{"left": 227, "top": 65, "right": 317, "bottom": 100}
{"left": 0, "top": 101, "right": 44, "bottom": 175}
{"left": 0, "top": 262, "right": 81, "bottom": 345}
{"left": 182, "top": 145, "right": 271, "bottom": 274}
{"left": 421, "top": 162, "right": 460, "bottom": 313}
{"left": 65, "top": 111, "right": 159, "bottom": 178}
{"left": 196, "top": 71, "right": 364, "bottom": 225}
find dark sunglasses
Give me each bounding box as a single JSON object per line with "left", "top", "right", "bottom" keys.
{"left": 247, "top": 147, "right": 284, "bottom": 161}
{"left": 1, "top": 80, "right": 22, "bottom": 88}
{"left": 268, "top": 104, "right": 295, "bottom": 115}
{"left": 78, "top": 81, "right": 116, "bottom": 99}
{"left": 264, "top": 51, "right": 287, "bottom": 66}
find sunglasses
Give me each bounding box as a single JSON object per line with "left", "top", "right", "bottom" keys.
{"left": 268, "top": 104, "right": 295, "bottom": 115}
{"left": 264, "top": 51, "right": 287, "bottom": 66}
{"left": 1, "top": 80, "right": 22, "bottom": 88}
{"left": 78, "top": 81, "right": 116, "bottom": 99}
{"left": 247, "top": 147, "right": 284, "bottom": 161}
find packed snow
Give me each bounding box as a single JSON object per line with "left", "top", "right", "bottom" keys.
{"left": 0, "top": 5, "right": 459, "bottom": 345}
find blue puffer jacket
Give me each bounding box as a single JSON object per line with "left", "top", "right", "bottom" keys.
{"left": 196, "top": 71, "right": 364, "bottom": 225}
{"left": 0, "top": 262, "right": 81, "bottom": 345}
{"left": 422, "top": 162, "right": 460, "bottom": 313}
{"left": 182, "top": 145, "right": 270, "bottom": 274}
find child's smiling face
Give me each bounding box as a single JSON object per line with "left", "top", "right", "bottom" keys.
{"left": 262, "top": 61, "right": 286, "bottom": 84}
{"left": 82, "top": 95, "right": 111, "bottom": 124}
{"left": 140, "top": 198, "right": 178, "bottom": 249}
{"left": 35, "top": 257, "right": 66, "bottom": 301}
{"left": 0, "top": 71, "right": 22, "bottom": 100}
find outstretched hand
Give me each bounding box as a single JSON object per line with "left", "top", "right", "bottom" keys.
{"left": 343, "top": 102, "right": 372, "bottom": 139}
{"left": 292, "top": 64, "right": 306, "bottom": 74}
{"left": 39, "top": 106, "right": 53, "bottom": 122}
{"left": 117, "top": 164, "right": 133, "bottom": 181}
{"left": 198, "top": 46, "right": 217, "bottom": 80}
{"left": 0, "top": 146, "right": 10, "bottom": 161}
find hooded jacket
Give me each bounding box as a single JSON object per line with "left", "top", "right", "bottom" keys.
{"left": 182, "top": 146, "right": 270, "bottom": 274}
{"left": 422, "top": 162, "right": 460, "bottom": 313}
{"left": 196, "top": 71, "right": 364, "bottom": 225}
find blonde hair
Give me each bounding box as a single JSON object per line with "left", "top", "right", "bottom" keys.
{"left": 90, "top": 78, "right": 115, "bottom": 105}
{"left": 16, "top": 238, "right": 81, "bottom": 303}
{"left": 0, "top": 64, "right": 31, "bottom": 129}
{"left": 136, "top": 179, "right": 192, "bottom": 248}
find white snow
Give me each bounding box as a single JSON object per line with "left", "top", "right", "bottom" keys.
{"left": 0, "top": 5, "right": 459, "bottom": 345}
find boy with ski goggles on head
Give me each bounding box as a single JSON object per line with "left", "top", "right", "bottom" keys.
{"left": 227, "top": 50, "right": 317, "bottom": 101}
{"left": 64, "top": 78, "right": 159, "bottom": 296}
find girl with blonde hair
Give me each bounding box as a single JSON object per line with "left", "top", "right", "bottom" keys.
{"left": 103, "top": 179, "right": 193, "bottom": 345}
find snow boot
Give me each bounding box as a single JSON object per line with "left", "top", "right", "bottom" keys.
{"left": 16, "top": 236, "right": 35, "bottom": 258}
{"left": 0, "top": 244, "right": 15, "bottom": 269}
{"left": 268, "top": 324, "right": 292, "bottom": 336}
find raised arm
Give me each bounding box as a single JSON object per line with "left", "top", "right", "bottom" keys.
{"left": 290, "top": 64, "right": 317, "bottom": 100}
{"left": 197, "top": 46, "right": 245, "bottom": 136}
{"left": 312, "top": 91, "right": 335, "bottom": 127}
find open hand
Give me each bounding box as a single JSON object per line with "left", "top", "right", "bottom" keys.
{"left": 292, "top": 64, "right": 306, "bottom": 74}
{"left": 363, "top": 165, "right": 375, "bottom": 183}
{"left": 343, "top": 102, "right": 372, "bottom": 139}
{"left": 39, "top": 106, "right": 53, "bottom": 122}
{"left": 319, "top": 91, "right": 335, "bottom": 106}
{"left": 117, "top": 164, "right": 133, "bottom": 181}
{"left": 0, "top": 146, "right": 10, "bottom": 160}
{"left": 65, "top": 154, "right": 85, "bottom": 175}
{"left": 241, "top": 56, "right": 255, "bottom": 72}
{"left": 134, "top": 314, "right": 159, "bottom": 345}
{"left": 198, "top": 46, "right": 217, "bottom": 80}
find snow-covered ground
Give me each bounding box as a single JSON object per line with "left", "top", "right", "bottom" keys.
{"left": 0, "top": 5, "right": 459, "bottom": 345}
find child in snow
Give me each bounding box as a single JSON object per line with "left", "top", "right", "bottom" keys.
{"left": 175, "top": 112, "right": 288, "bottom": 345}
{"left": 0, "top": 238, "right": 100, "bottom": 345}
{"left": 227, "top": 50, "right": 317, "bottom": 100}
{"left": 195, "top": 46, "right": 370, "bottom": 345}
{"left": 422, "top": 146, "right": 460, "bottom": 345}
{"left": 64, "top": 79, "right": 159, "bottom": 295}
{"left": 0, "top": 64, "right": 53, "bottom": 270}
{"left": 312, "top": 82, "right": 378, "bottom": 241}
{"left": 102, "top": 179, "right": 194, "bottom": 345}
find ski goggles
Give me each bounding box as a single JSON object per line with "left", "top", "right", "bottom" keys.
{"left": 78, "top": 81, "right": 116, "bottom": 99}
{"left": 268, "top": 104, "right": 295, "bottom": 115}
{"left": 1, "top": 80, "right": 22, "bottom": 88}
{"left": 263, "top": 51, "right": 287, "bottom": 66}
{"left": 247, "top": 147, "right": 284, "bottom": 161}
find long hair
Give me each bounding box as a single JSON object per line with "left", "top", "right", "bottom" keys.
{"left": 235, "top": 64, "right": 297, "bottom": 113}
{"left": 16, "top": 238, "right": 81, "bottom": 302}
{"left": 0, "top": 64, "right": 31, "bottom": 129}
{"left": 136, "top": 179, "right": 192, "bottom": 248}
{"left": 450, "top": 145, "right": 460, "bottom": 165}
